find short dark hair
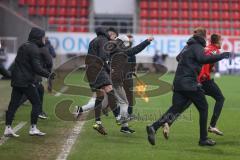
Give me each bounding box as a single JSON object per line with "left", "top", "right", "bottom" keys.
{"left": 107, "top": 27, "right": 119, "bottom": 36}
{"left": 210, "top": 33, "right": 221, "bottom": 44}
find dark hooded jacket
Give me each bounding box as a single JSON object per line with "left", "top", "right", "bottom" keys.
{"left": 173, "top": 35, "right": 226, "bottom": 91}
{"left": 11, "top": 27, "right": 50, "bottom": 87}
{"left": 110, "top": 39, "right": 150, "bottom": 85}
{"left": 85, "top": 28, "right": 112, "bottom": 91}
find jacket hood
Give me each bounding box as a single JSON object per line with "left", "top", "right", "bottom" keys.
{"left": 28, "top": 27, "right": 45, "bottom": 47}
{"left": 95, "top": 28, "right": 110, "bottom": 39}
{"left": 187, "top": 35, "right": 206, "bottom": 47}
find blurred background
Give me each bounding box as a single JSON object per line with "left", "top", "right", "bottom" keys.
{"left": 0, "top": 0, "right": 240, "bottom": 74}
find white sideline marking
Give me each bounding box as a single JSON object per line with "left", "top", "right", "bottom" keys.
{"left": 55, "top": 86, "right": 69, "bottom": 97}
{"left": 0, "top": 121, "right": 27, "bottom": 146}
{"left": 56, "top": 121, "right": 85, "bottom": 160}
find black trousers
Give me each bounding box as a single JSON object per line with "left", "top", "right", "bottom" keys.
{"left": 152, "top": 89, "right": 209, "bottom": 141}
{"left": 5, "top": 84, "right": 41, "bottom": 125}
{"left": 201, "top": 79, "right": 225, "bottom": 127}
{"left": 18, "top": 83, "right": 45, "bottom": 113}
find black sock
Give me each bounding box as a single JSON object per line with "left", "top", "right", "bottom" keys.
{"left": 112, "top": 106, "right": 120, "bottom": 117}
{"left": 95, "top": 96, "right": 104, "bottom": 122}
{"left": 106, "top": 90, "right": 118, "bottom": 112}
{"left": 128, "top": 106, "right": 133, "bottom": 115}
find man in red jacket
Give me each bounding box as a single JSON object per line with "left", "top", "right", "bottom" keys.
{"left": 198, "top": 33, "right": 225, "bottom": 136}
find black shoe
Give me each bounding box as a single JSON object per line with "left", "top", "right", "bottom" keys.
{"left": 146, "top": 125, "right": 156, "bottom": 145}
{"left": 38, "top": 112, "right": 48, "bottom": 119}
{"left": 120, "top": 127, "right": 135, "bottom": 134}
{"left": 199, "top": 138, "right": 216, "bottom": 146}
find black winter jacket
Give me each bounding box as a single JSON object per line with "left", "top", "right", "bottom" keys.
{"left": 11, "top": 28, "right": 50, "bottom": 87}
{"left": 173, "top": 35, "right": 226, "bottom": 91}
{"left": 110, "top": 39, "right": 150, "bottom": 85}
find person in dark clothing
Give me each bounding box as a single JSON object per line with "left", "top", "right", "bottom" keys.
{"left": 146, "top": 27, "right": 231, "bottom": 146}
{"left": 85, "top": 27, "right": 119, "bottom": 135}
{"left": 4, "top": 27, "right": 55, "bottom": 137}
{"left": 108, "top": 34, "right": 153, "bottom": 133}
{"left": 45, "top": 37, "right": 56, "bottom": 58}
{"left": 18, "top": 46, "right": 53, "bottom": 119}
{"left": 0, "top": 40, "right": 11, "bottom": 79}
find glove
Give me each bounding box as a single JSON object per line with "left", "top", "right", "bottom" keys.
{"left": 49, "top": 72, "right": 56, "bottom": 80}
{"left": 221, "top": 52, "right": 231, "bottom": 59}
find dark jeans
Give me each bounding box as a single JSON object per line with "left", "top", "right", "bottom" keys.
{"left": 202, "top": 79, "right": 225, "bottom": 127}
{"left": 19, "top": 83, "right": 45, "bottom": 113}
{"left": 152, "top": 89, "right": 209, "bottom": 141}
{"left": 6, "top": 84, "right": 41, "bottom": 125}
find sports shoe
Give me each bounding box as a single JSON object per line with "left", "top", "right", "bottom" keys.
{"left": 29, "top": 126, "right": 46, "bottom": 136}
{"left": 199, "top": 138, "right": 216, "bottom": 146}
{"left": 38, "top": 112, "right": 48, "bottom": 119}
{"left": 146, "top": 125, "right": 156, "bottom": 145}
{"left": 162, "top": 123, "right": 170, "bottom": 140}
{"left": 208, "top": 126, "right": 223, "bottom": 136}
{"left": 4, "top": 126, "right": 19, "bottom": 137}
{"left": 93, "top": 123, "right": 107, "bottom": 135}
{"left": 74, "top": 106, "right": 83, "bottom": 119}
{"left": 120, "top": 127, "right": 135, "bottom": 134}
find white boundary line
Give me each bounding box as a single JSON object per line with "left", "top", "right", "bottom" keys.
{"left": 0, "top": 121, "right": 27, "bottom": 146}
{"left": 55, "top": 86, "right": 69, "bottom": 97}
{"left": 56, "top": 121, "right": 85, "bottom": 160}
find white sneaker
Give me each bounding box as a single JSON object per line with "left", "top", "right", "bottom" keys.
{"left": 29, "top": 125, "right": 46, "bottom": 136}
{"left": 208, "top": 126, "right": 223, "bottom": 136}
{"left": 4, "top": 126, "right": 20, "bottom": 137}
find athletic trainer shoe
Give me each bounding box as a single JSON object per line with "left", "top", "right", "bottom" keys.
{"left": 120, "top": 127, "right": 135, "bottom": 134}
{"left": 4, "top": 126, "right": 19, "bottom": 137}
{"left": 162, "top": 123, "right": 170, "bottom": 140}
{"left": 93, "top": 123, "right": 107, "bottom": 135}
{"left": 29, "top": 126, "right": 46, "bottom": 136}
{"left": 38, "top": 112, "right": 48, "bottom": 119}
{"left": 199, "top": 138, "right": 216, "bottom": 146}
{"left": 146, "top": 125, "right": 156, "bottom": 145}
{"left": 208, "top": 126, "right": 223, "bottom": 136}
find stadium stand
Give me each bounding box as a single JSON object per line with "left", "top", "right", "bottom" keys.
{"left": 138, "top": 0, "right": 240, "bottom": 35}
{"left": 18, "top": 0, "right": 90, "bottom": 32}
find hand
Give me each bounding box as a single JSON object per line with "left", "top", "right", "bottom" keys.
{"left": 221, "top": 52, "right": 231, "bottom": 59}
{"left": 49, "top": 72, "right": 56, "bottom": 80}
{"left": 147, "top": 36, "right": 154, "bottom": 42}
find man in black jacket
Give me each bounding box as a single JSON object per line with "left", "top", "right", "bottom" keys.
{"left": 146, "top": 27, "right": 231, "bottom": 146}
{"left": 4, "top": 27, "right": 54, "bottom": 137}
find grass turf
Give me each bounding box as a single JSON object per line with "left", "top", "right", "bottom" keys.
{"left": 0, "top": 73, "right": 240, "bottom": 160}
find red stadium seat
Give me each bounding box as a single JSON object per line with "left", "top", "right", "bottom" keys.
{"left": 151, "top": 19, "right": 159, "bottom": 27}
{"left": 212, "top": 2, "right": 219, "bottom": 10}
{"left": 233, "top": 30, "right": 240, "bottom": 36}
{"left": 181, "top": 2, "right": 188, "bottom": 10}
{"left": 222, "top": 12, "right": 230, "bottom": 20}
{"left": 76, "top": 27, "right": 88, "bottom": 32}
{"left": 150, "top": 27, "right": 159, "bottom": 35}
{"left": 192, "top": 2, "right": 198, "bottom": 10}
{"left": 201, "top": 2, "right": 209, "bottom": 10}
{"left": 171, "top": 28, "right": 179, "bottom": 35}
{"left": 59, "top": 0, "right": 67, "bottom": 7}
{"left": 80, "top": 0, "right": 89, "bottom": 8}
{"left": 140, "top": 1, "right": 148, "bottom": 9}
{"left": 47, "top": 7, "right": 57, "bottom": 16}
{"left": 170, "top": 10, "right": 178, "bottom": 19}
{"left": 192, "top": 20, "right": 200, "bottom": 28}
{"left": 28, "top": 7, "right": 36, "bottom": 15}
{"left": 68, "top": 8, "right": 77, "bottom": 17}
{"left": 191, "top": 11, "right": 199, "bottom": 19}
{"left": 79, "top": 18, "right": 88, "bottom": 25}
{"left": 211, "top": 11, "right": 219, "bottom": 19}
{"left": 38, "top": 0, "right": 47, "bottom": 6}
{"left": 28, "top": 0, "right": 37, "bottom": 6}
{"left": 150, "top": 10, "right": 159, "bottom": 19}
{"left": 69, "top": 18, "right": 77, "bottom": 25}
{"left": 159, "top": 28, "right": 168, "bottom": 34}
{"left": 232, "top": 11, "right": 240, "bottom": 20}
{"left": 18, "top": 0, "right": 26, "bottom": 6}
{"left": 140, "top": 10, "right": 148, "bottom": 18}
{"left": 202, "top": 20, "right": 210, "bottom": 28}
{"left": 201, "top": 11, "right": 209, "bottom": 19}
{"left": 149, "top": 1, "right": 159, "bottom": 9}
{"left": 179, "top": 20, "right": 190, "bottom": 28}
{"left": 233, "top": 22, "right": 240, "bottom": 28}
{"left": 222, "top": 21, "right": 231, "bottom": 28}
{"left": 180, "top": 28, "right": 190, "bottom": 35}
{"left": 38, "top": 7, "right": 46, "bottom": 16}
{"left": 171, "top": 20, "right": 179, "bottom": 27}
{"left": 79, "top": 9, "right": 88, "bottom": 17}
{"left": 48, "top": 17, "right": 55, "bottom": 24}
{"left": 68, "top": 0, "right": 78, "bottom": 7}
{"left": 171, "top": 2, "right": 178, "bottom": 9}
{"left": 56, "top": 17, "right": 68, "bottom": 24}
{"left": 232, "top": 3, "right": 240, "bottom": 11}
{"left": 210, "top": 21, "right": 220, "bottom": 28}
{"left": 59, "top": 8, "right": 67, "bottom": 17}
{"left": 222, "top": 29, "right": 231, "bottom": 36}
{"left": 221, "top": 3, "right": 229, "bottom": 10}
{"left": 182, "top": 11, "right": 188, "bottom": 19}
{"left": 160, "top": 10, "right": 168, "bottom": 19}
{"left": 160, "top": 2, "right": 168, "bottom": 9}
{"left": 57, "top": 26, "right": 68, "bottom": 32}
{"left": 49, "top": 0, "right": 57, "bottom": 7}
{"left": 159, "top": 19, "right": 168, "bottom": 27}
{"left": 140, "top": 19, "right": 148, "bottom": 27}
{"left": 140, "top": 27, "right": 148, "bottom": 34}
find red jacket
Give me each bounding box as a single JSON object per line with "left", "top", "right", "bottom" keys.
{"left": 198, "top": 44, "right": 220, "bottom": 83}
